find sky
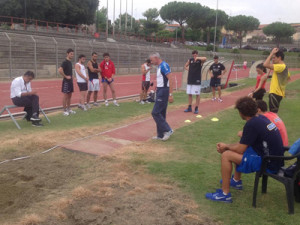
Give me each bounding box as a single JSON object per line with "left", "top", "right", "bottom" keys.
{"left": 102, "top": 0, "right": 300, "bottom": 25}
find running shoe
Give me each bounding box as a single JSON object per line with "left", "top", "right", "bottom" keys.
{"left": 205, "top": 191, "right": 232, "bottom": 203}
{"left": 30, "top": 113, "right": 41, "bottom": 121}
{"left": 113, "top": 100, "right": 119, "bottom": 107}
{"left": 218, "top": 98, "right": 223, "bottom": 103}
{"left": 162, "top": 129, "right": 174, "bottom": 141}
{"left": 63, "top": 111, "right": 69, "bottom": 116}
{"left": 194, "top": 107, "right": 199, "bottom": 114}
{"left": 184, "top": 107, "right": 192, "bottom": 112}
{"left": 211, "top": 97, "right": 216, "bottom": 101}
{"left": 32, "top": 121, "right": 44, "bottom": 127}
{"left": 68, "top": 109, "right": 76, "bottom": 114}
{"left": 152, "top": 136, "right": 163, "bottom": 140}
{"left": 86, "top": 103, "right": 91, "bottom": 109}
{"left": 105, "top": 100, "right": 109, "bottom": 107}
{"left": 220, "top": 175, "right": 243, "bottom": 190}
{"left": 93, "top": 102, "right": 99, "bottom": 106}
{"left": 140, "top": 101, "right": 145, "bottom": 105}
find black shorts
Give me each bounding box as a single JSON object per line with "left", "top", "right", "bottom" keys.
{"left": 253, "top": 88, "right": 266, "bottom": 100}
{"left": 142, "top": 81, "right": 150, "bottom": 91}
{"left": 77, "top": 82, "right": 88, "bottom": 91}
{"left": 269, "top": 93, "right": 283, "bottom": 113}
{"left": 210, "top": 78, "right": 221, "bottom": 87}
{"left": 62, "top": 79, "right": 74, "bottom": 93}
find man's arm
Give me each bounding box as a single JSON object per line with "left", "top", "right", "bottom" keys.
{"left": 58, "top": 66, "right": 71, "bottom": 80}
{"left": 87, "top": 61, "right": 99, "bottom": 73}
{"left": 195, "top": 56, "right": 207, "bottom": 62}
{"left": 75, "top": 64, "right": 88, "bottom": 82}
{"left": 184, "top": 60, "right": 190, "bottom": 71}
{"left": 263, "top": 48, "right": 278, "bottom": 70}
{"left": 217, "top": 142, "right": 248, "bottom": 154}
{"left": 166, "top": 73, "right": 174, "bottom": 103}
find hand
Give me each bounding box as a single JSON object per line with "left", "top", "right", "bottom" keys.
{"left": 85, "top": 78, "right": 89, "bottom": 82}
{"left": 271, "top": 48, "right": 279, "bottom": 55}
{"left": 217, "top": 142, "right": 227, "bottom": 153}
{"left": 237, "top": 131, "right": 243, "bottom": 137}
{"left": 217, "top": 75, "right": 221, "bottom": 79}
{"left": 108, "top": 78, "right": 112, "bottom": 82}
{"left": 169, "top": 95, "right": 174, "bottom": 103}
{"left": 210, "top": 74, "right": 213, "bottom": 78}
{"left": 65, "top": 75, "right": 72, "bottom": 80}
{"left": 248, "top": 92, "right": 253, "bottom": 98}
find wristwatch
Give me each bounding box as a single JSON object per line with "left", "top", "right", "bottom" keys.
{"left": 169, "top": 93, "right": 173, "bottom": 97}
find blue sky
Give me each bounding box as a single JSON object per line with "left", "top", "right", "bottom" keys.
{"left": 103, "top": 0, "right": 300, "bottom": 24}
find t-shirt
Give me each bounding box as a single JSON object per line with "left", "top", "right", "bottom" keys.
{"left": 100, "top": 60, "right": 116, "bottom": 79}
{"left": 157, "top": 61, "right": 171, "bottom": 88}
{"left": 255, "top": 73, "right": 267, "bottom": 89}
{"left": 269, "top": 64, "right": 290, "bottom": 97}
{"left": 264, "top": 112, "right": 288, "bottom": 146}
{"left": 142, "top": 63, "right": 151, "bottom": 82}
{"left": 209, "top": 63, "right": 225, "bottom": 78}
{"left": 240, "top": 114, "right": 284, "bottom": 172}
{"left": 61, "top": 59, "right": 73, "bottom": 81}
{"left": 88, "top": 60, "right": 99, "bottom": 80}
{"left": 187, "top": 58, "right": 202, "bottom": 85}
{"left": 10, "top": 76, "right": 32, "bottom": 98}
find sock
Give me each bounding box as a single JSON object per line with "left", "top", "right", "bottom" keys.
{"left": 188, "top": 105, "right": 192, "bottom": 108}
{"left": 223, "top": 192, "right": 228, "bottom": 195}
{"left": 233, "top": 178, "right": 239, "bottom": 182}
{"left": 195, "top": 106, "right": 198, "bottom": 110}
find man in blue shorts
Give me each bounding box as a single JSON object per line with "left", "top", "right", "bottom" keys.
{"left": 205, "top": 97, "right": 284, "bottom": 203}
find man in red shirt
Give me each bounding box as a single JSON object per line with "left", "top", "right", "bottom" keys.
{"left": 99, "top": 53, "right": 119, "bottom": 106}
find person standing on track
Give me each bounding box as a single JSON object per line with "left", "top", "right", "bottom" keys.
{"left": 99, "top": 53, "right": 119, "bottom": 107}
{"left": 86, "top": 52, "right": 101, "bottom": 108}
{"left": 75, "top": 54, "right": 88, "bottom": 111}
{"left": 140, "top": 59, "right": 152, "bottom": 104}
{"left": 149, "top": 52, "right": 174, "bottom": 141}
{"left": 263, "top": 48, "right": 291, "bottom": 113}
{"left": 184, "top": 50, "right": 206, "bottom": 114}
{"left": 10, "top": 71, "right": 43, "bottom": 127}
{"left": 209, "top": 55, "right": 226, "bottom": 102}
{"left": 59, "top": 48, "right": 76, "bottom": 116}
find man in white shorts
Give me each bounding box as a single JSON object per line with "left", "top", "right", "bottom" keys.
{"left": 184, "top": 50, "right": 206, "bottom": 114}
{"left": 75, "top": 54, "right": 88, "bottom": 111}
{"left": 140, "top": 59, "right": 152, "bottom": 104}
{"left": 87, "top": 52, "right": 101, "bottom": 107}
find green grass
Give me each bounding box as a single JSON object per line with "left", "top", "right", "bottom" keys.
{"left": 146, "top": 79, "right": 300, "bottom": 225}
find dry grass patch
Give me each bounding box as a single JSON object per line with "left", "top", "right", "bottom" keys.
{"left": 71, "top": 186, "right": 93, "bottom": 200}
{"left": 90, "top": 205, "right": 104, "bottom": 213}
{"left": 17, "top": 214, "right": 43, "bottom": 225}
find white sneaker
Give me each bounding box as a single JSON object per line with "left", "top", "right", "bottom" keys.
{"left": 113, "top": 100, "right": 119, "bottom": 107}
{"left": 68, "top": 109, "right": 76, "bottom": 114}
{"left": 105, "top": 101, "right": 109, "bottom": 107}
{"left": 93, "top": 102, "right": 99, "bottom": 106}
{"left": 145, "top": 100, "right": 151, "bottom": 104}
{"left": 63, "top": 111, "right": 69, "bottom": 116}
{"left": 211, "top": 97, "right": 216, "bottom": 101}
{"left": 86, "top": 103, "right": 91, "bottom": 109}
{"left": 152, "top": 136, "right": 163, "bottom": 140}
{"left": 140, "top": 101, "right": 145, "bottom": 105}
{"left": 218, "top": 98, "right": 223, "bottom": 103}
{"left": 162, "top": 130, "right": 173, "bottom": 141}
{"left": 82, "top": 105, "right": 87, "bottom": 111}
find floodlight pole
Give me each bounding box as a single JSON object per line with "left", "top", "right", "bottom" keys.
{"left": 119, "top": 0, "right": 122, "bottom": 32}
{"left": 213, "top": 0, "right": 219, "bottom": 53}
{"left": 130, "top": 0, "right": 133, "bottom": 30}
{"left": 113, "top": 0, "right": 115, "bottom": 37}
{"left": 125, "top": 0, "right": 128, "bottom": 35}
{"left": 106, "top": 0, "right": 109, "bottom": 38}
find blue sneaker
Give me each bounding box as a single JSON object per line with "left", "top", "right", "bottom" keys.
{"left": 184, "top": 107, "right": 192, "bottom": 112}
{"left": 205, "top": 190, "right": 233, "bottom": 203}
{"left": 194, "top": 108, "right": 199, "bottom": 114}
{"left": 220, "top": 175, "right": 243, "bottom": 190}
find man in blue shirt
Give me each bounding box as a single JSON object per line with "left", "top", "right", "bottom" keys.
{"left": 149, "top": 52, "right": 174, "bottom": 141}
{"left": 206, "top": 97, "right": 284, "bottom": 203}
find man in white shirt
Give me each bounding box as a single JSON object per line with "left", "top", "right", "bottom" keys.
{"left": 10, "top": 71, "right": 43, "bottom": 127}
{"left": 139, "top": 59, "right": 152, "bottom": 104}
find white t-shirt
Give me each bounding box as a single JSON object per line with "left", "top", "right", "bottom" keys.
{"left": 144, "top": 63, "right": 151, "bottom": 81}
{"left": 10, "top": 76, "right": 32, "bottom": 98}
{"left": 75, "top": 63, "right": 87, "bottom": 83}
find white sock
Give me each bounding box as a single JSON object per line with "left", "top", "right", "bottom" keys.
{"left": 233, "top": 178, "right": 239, "bottom": 182}
{"left": 223, "top": 192, "right": 228, "bottom": 195}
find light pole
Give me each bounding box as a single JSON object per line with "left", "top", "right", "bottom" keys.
{"left": 213, "top": 0, "right": 219, "bottom": 53}
{"left": 106, "top": 0, "right": 109, "bottom": 38}
{"left": 125, "top": 0, "right": 128, "bottom": 35}
{"left": 113, "top": 0, "right": 115, "bottom": 37}
{"left": 24, "top": 0, "right": 27, "bottom": 19}
{"left": 119, "top": 0, "right": 122, "bottom": 32}
{"left": 130, "top": 0, "right": 133, "bottom": 30}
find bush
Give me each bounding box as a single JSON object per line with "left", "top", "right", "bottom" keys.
{"left": 262, "top": 51, "right": 270, "bottom": 56}
{"left": 298, "top": 53, "right": 300, "bottom": 58}
{"left": 206, "top": 45, "right": 218, "bottom": 52}
{"left": 231, "top": 49, "right": 240, "bottom": 54}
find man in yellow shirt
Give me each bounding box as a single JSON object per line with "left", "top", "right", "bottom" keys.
{"left": 263, "top": 48, "right": 290, "bottom": 113}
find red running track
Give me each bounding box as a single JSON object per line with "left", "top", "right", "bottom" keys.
{"left": 0, "top": 69, "right": 251, "bottom": 115}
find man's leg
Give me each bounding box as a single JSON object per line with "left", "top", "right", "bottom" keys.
{"left": 218, "top": 86, "right": 222, "bottom": 99}
{"left": 12, "top": 95, "right": 40, "bottom": 121}
{"left": 221, "top": 151, "right": 243, "bottom": 194}
{"left": 212, "top": 87, "right": 216, "bottom": 99}
{"left": 93, "top": 91, "right": 98, "bottom": 102}
{"left": 87, "top": 91, "right": 92, "bottom": 104}
{"left": 103, "top": 82, "right": 108, "bottom": 101}
{"left": 109, "top": 82, "right": 116, "bottom": 100}
{"left": 67, "top": 93, "right": 72, "bottom": 109}
{"left": 63, "top": 93, "right": 68, "bottom": 111}
{"left": 269, "top": 93, "right": 282, "bottom": 113}
{"left": 195, "top": 94, "right": 200, "bottom": 108}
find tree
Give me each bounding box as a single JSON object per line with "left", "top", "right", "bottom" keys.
{"left": 143, "top": 8, "right": 160, "bottom": 21}
{"left": 160, "top": 1, "right": 194, "bottom": 41}
{"left": 114, "top": 13, "right": 140, "bottom": 34}
{"left": 95, "top": 7, "right": 107, "bottom": 33}
{"left": 140, "top": 8, "right": 162, "bottom": 36}
{"left": 263, "top": 22, "right": 295, "bottom": 47}
{"left": 226, "top": 15, "right": 260, "bottom": 48}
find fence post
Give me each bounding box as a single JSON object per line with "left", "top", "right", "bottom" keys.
{"left": 53, "top": 37, "right": 58, "bottom": 77}
{"left": 71, "top": 39, "right": 77, "bottom": 64}
{"left": 30, "top": 35, "right": 37, "bottom": 78}
{"left": 4, "top": 32, "right": 12, "bottom": 79}
{"left": 116, "top": 44, "right": 120, "bottom": 74}
{"left": 89, "top": 40, "right": 93, "bottom": 53}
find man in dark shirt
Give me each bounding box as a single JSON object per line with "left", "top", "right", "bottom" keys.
{"left": 58, "top": 48, "right": 75, "bottom": 116}
{"left": 184, "top": 50, "right": 206, "bottom": 114}
{"left": 205, "top": 97, "right": 284, "bottom": 203}
{"left": 209, "top": 56, "right": 226, "bottom": 102}
{"left": 86, "top": 52, "right": 101, "bottom": 107}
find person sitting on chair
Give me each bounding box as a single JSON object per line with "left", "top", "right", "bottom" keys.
{"left": 10, "top": 71, "right": 43, "bottom": 127}
{"left": 205, "top": 97, "right": 284, "bottom": 203}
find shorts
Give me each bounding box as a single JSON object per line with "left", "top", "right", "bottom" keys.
{"left": 88, "top": 79, "right": 100, "bottom": 91}
{"left": 62, "top": 79, "right": 74, "bottom": 93}
{"left": 102, "top": 78, "right": 114, "bottom": 84}
{"left": 142, "top": 81, "right": 150, "bottom": 91}
{"left": 186, "top": 85, "right": 201, "bottom": 95}
{"left": 236, "top": 147, "right": 262, "bottom": 174}
{"left": 269, "top": 93, "right": 283, "bottom": 113}
{"left": 210, "top": 78, "right": 221, "bottom": 87}
{"left": 77, "top": 82, "right": 88, "bottom": 91}
{"left": 253, "top": 88, "right": 266, "bottom": 100}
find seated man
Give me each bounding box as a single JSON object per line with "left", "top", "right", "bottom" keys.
{"left": 237, "top": 100, "right": 288, "bottom": 146}
{"left": 206, "top": 97, "right": 284, "bottom": 203}
{"left": 10, "top": 71, "right": 43, "bottom": 127}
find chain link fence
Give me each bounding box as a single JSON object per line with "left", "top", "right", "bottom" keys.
{"left": 0, "top": 31, "right": 299, "bottom": 80}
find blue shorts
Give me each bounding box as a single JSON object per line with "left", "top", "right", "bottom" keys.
{"left": 236, "top": 147, "right": 262, "bottom": 174}
{"left": 102, "top": 78, "right": 114, "bottom": 84}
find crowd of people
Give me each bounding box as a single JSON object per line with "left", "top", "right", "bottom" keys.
{"left": 9, "top": 47, "right": 293, "bottom": 204}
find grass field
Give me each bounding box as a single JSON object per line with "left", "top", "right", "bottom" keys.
{"left": 146, "top": 79, "right": 300, "bottom": 225}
